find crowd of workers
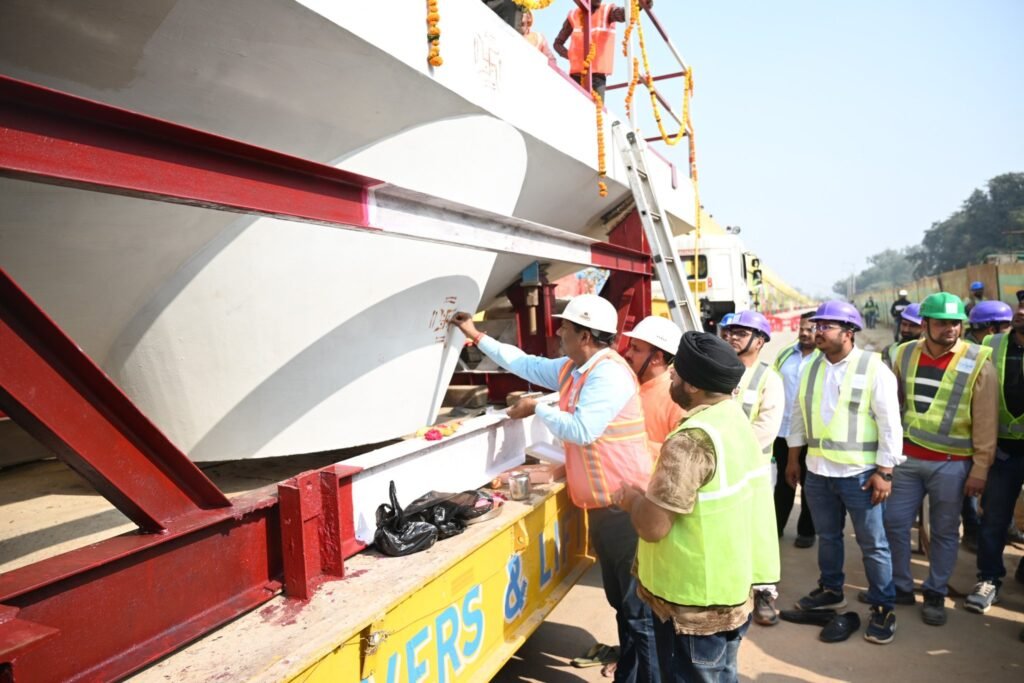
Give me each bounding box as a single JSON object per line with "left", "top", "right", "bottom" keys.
{"left": 484, "top": 0, "right": 651, "bottom": 99}
{"left": 450, "top": 284, "right": 1024, "bottom": 682}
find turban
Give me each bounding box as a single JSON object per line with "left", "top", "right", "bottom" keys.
{"left": 673, "top": 331, "right": 745, "bottom": 394}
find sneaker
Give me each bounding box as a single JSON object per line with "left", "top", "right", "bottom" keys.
{"left": 754, "top": 589, "right": 779, "bottom": 626}
{"left": 964, "top": 581, "right": 1000, "bottom": 614}
{"left": 857, "top": 588, "right": 915, "bottom": 606}
{"left": 921, "top": 591, "right": 947, "bottom": 626}
{"left": 796, "top": 586, "right": 846, "bottom": 611}
{"left": 794, "top": 535, "right": 816, "bottom": 548}
{"left": 864, "top": 605, "right": 896, "bottom": 644}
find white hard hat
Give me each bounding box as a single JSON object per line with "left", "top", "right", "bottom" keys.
{"left": 553, "top": 294, "right": 619, "bottom": 334}
{"left": 623, "top": 316, "right": 683, "bottom": 355}
{"left": 898, "top": 289, "right": 908, "bottom": 297}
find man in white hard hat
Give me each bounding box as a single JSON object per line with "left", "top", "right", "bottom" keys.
{"left": 451, "top": 294, "right": 658, "bottom": 682}
{"left": 623, "top": 316, "right": 686, "bottom": 459}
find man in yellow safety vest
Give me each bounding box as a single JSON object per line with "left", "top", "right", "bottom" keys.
{"left": 885, "top": 292, "right": 996, "bottom": 627}
{"left": 617, "top": 331, "right": 778, "bottom": 681}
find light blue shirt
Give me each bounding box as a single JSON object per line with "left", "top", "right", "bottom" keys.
{"left": 477, "top": 335, "right": 636, "bottom": 446}
{"left": 776, "top": 344, "right": 819, "bottom": 438}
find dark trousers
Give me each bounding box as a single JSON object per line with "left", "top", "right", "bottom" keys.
{"left": 653, "top": 613, "right": 750, "bottom": 683}
{"left": 977, "top": 450, "right": 1024, "bottom": 585}
{"left": 572, "top": 72, "right": 608, "bottom": 100}
{"left": 588, "top": 506, "right": 658, "bottom": 683}
{"left": 773, "top": 439, "right": 815, "bottom": 538}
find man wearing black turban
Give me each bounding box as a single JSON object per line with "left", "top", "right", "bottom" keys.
{"left": 616, "top": 332, "right": 780, "bottom": 681}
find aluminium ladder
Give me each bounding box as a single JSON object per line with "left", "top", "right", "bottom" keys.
{"left": 612, "top": 121, "right": 703, "bottom": 332}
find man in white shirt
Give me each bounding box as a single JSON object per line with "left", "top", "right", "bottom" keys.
{"left": 785, "top": 301, "right": 905, "bottom": 645}
{"left": 774, "top": 312, "right": 819, "bottom": 547}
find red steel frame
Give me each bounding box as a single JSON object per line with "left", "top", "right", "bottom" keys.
{"left": 0, "top": 74, "right": 657, "bottom": 681}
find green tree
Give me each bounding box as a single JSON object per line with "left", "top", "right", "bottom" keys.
{"left": 832, "top": 246, "right": 920, "bottom": 297}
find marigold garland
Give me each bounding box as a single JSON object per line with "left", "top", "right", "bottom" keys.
{"left": 594, "top": 90, "right": 608, "bottom": 197}
{"left": 426, "top": 0, "right": 443, "bottom": 67}
{"left": 512, "top": 0, "right": 555, "bottom": 9}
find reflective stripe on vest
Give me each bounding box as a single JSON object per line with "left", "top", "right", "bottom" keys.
{"left": 568, "top": 4, "right": 615, "bottom": 75}
{"left": 557, "top": 351, "right": 651, "bottom": 508}
{"left": 637, "top": 399, "right": 780, "bottom": 607}
{"left": 799, "top": 348, "right": 881, "bottom": 464}
{"left": 896, "top": 341, "right": 989, "bottom": 455}
{"left": 984, "top": 333, "right": 1024, "bottom": 439}
{"left": 735, "top": 361, "right": 774, "bottom": 455}
{"left": 773, "top": 344, "right": 798, "bottom": 371}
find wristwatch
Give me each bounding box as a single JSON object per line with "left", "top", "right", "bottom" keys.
{"left": 875, "top": 470, "right": 893, "bottom": 482}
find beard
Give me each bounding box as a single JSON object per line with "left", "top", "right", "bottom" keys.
{"left": 669, "top": 381, "right": 692, "bottom": 410}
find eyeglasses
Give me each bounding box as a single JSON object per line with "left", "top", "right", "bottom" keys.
{"left": 813, "top": 322, "right": 842, "bottom": 332}
{"left": 723, "top": 328, "right": 752, "bottom": 339}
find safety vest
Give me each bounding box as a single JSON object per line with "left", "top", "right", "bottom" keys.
{"left": 558, "top": 351, "right": 651, "bottom": 508}
{"left": 637, "top": 399, "right": 780, "bottom": 607}
{"left": 895, "top": 340, "right": 990, "bottom": 456}
{"left": 735, "top": 361, "right": 776, "bottom": 456}
{"left": 983, "top": 333, "right": 1024, "bottom": 439}
{"left": 773, "top": 343, "right": 820, "bottom": 372}
{"left": 568, "top": 3, "right": 615, "bottom": 75}
{"left": 798, "top": 348, "right": 882, "bottom": 465}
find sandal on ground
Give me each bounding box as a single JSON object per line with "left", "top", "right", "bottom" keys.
{"left": 571, "top": 643, "right": 613, "bottom": 668}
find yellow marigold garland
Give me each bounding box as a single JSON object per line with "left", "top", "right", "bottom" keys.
{"left": 426, "top": 0, "right": 442, "bottom": 67}
{"left": 631, "top": 0, "right": 687, "bottom": 145}
{"left": 512, "top": 0, "right": 555, "bottom": 9}
{"left": 594, "top": 90, "right": 608, "bottom": 197}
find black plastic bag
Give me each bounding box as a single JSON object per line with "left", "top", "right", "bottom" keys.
{"left": 374, "top": 481, "right": 438, "bottom": 557}
{"left": 405, "top": 489, "right": 497, "bottom": 536}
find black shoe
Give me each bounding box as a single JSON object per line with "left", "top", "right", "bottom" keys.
{"left": 779, "top": 609, "right": 837, "bottom": 626}
{"left": 857, "top": 588, "right": 915, "bottom": 606}
{"left": 921, "top": 591, "right": 947, "bottom": 626}
{"left": 796, "top": 586, "right": 846, "bottom": 611}
{"left": 795, "top": 535, "right": 816, "bottom": 548}
{"left": 820, "top": 612, "right": 862, "bottom": 643}
{"left": 864, "top": 605, "right": 896, "bottom": 645}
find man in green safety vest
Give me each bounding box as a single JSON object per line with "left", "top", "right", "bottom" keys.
{"left": 786, "top": 301, "right": 904, "bottom": 645}
{"left": 965, "top": 301, "right": 1024, "bottom": 631}
{"left": 616, "top": 331, "right": 779, "bottom": 681}
{"left": 884, "top": 292, "right": 997, "bottom": 627}
{"left": 721, "top": 310, "right": 785, "bottom": 627}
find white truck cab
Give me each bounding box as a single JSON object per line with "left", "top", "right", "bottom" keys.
{"left": 673, "top": 233, "right": 761, "bottom": 324}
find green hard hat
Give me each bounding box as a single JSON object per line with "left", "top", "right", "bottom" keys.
{"left": 920, "top": 292, "right": 967, "bottom": 321}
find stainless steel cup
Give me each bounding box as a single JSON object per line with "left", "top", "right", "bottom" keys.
{"left": 509, "top": 471, "right": 531, "bottom": 500}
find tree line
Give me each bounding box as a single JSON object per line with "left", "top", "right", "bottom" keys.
{"left": 833, "top": 172, "right": 1024, "bottom": 296}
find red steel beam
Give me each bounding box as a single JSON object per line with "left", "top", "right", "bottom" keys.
{"left": 0, "top": 75, "right": 376, "bottom": 229}
{"left": 607, "top": 70, "right": 686, "bottom": 91}
{"left": 0, "top": 269, "right": 230, "bottom": 530}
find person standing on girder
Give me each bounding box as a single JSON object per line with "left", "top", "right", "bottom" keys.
{"left": 450, "top": 294, "right": 659, "bottom": 682}
{"left": 553, "top": 0, "right": 652, "bottom": 100}
{"left": 622, "top": 315, "right": 686, "bottom": 458}
{"left": 721, "top": 311, "right": 786, "bottom": 627}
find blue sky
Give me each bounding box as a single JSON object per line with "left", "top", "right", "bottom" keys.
{"left": 534, "top": 0, "right": 1024, "bottom": 297}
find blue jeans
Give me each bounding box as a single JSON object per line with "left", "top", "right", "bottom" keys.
{"left": 588, "top": 506, "right": 659, "bottom": 683}
{"left": 804, "top": 471, "right": 896, "bottom": 608}
{"left": 977, "top": 449, "right": 1024, "bottom": 585}
{"left": 883, "top": 457, "right": 971, "bottom": 596}
{"left": 653, "top": 613, "right": 750, "bottom": 683}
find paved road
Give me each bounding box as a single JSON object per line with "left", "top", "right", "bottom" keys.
{"left": 496, "top": 327, "right": 1024, "bottom": 682}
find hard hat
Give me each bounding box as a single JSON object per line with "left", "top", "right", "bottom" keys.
{"left": 809, "top": 301, "right": 864, "bottom": 331}
{"left": 898, "top": 289, "right": 909, "bottom": 297}
{"left": 920, "top": 292, "right": 967, "bottom": 321}
{"left": 623, "top": 316, "right": 683, "bottom": 355}
{"left": 968, "top": 300, "right": 1013, "bottom": 325}
{"left": 900, "top": 303, "right": 923, "bottom": 326}
{"left": 723, "top": 310, "right": 772, "bottom": 342}
{"left": 970, "top": 280, "right": 985, "bottom": 292}
{"left": 719, "top": 313, "right": 736, "bottom": 327}
{"left": 553, "top": 294, "right": 619, "bottom": 334}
